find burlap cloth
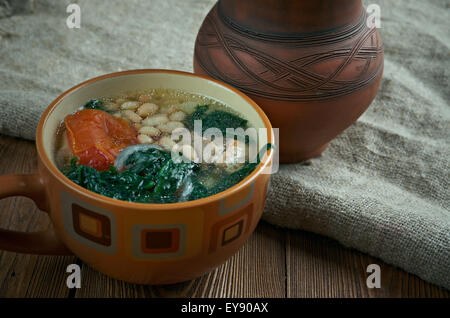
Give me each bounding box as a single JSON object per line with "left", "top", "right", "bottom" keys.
{"left": 0, "top": 0, "right": 449, "bottom": 289}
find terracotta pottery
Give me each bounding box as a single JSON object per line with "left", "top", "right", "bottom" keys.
{"left": 194, "top": 0, "right": 384, "bottom": 162}
{"left": 0, "top": 70, "right": 274, "bottom": 285}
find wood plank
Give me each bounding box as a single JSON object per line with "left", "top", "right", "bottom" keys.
{"left": 0, "top": 135, "right": 76, "bottom": 298}
{"left": 73, "top": 262, "right": 150, "bottom": 298}
{"left": 0, "top": 135, "right": 286, "bottom": 298}
{"left": 1, "top": 134, "right": 448, "bottom": 298}
{"left": 286, "top": 229, "right": 450, "bottom": 298}
{"left": 148, "top": 222, "right": 286, "bottom": 298}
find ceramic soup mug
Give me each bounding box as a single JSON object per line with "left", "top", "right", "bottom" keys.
{"left": 0, "top": 70, "right": 274, "bottom": 285}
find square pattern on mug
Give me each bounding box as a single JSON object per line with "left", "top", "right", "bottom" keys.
{"left": 222, "top": 219, "right": 244, "bottom": 245}
{"left": 61, "top": 191, "right": 117, "bottom": 255}
{"left": 208, "top": 203, "right": 253, "bottom": 254}
{"left": 131, "top": 224, "right": 186, "bottom": 259}
{"left": 141, "top": 228, "right": 180, "bottom": 254}
{"left": 72, "top": 203, "right": 111, "bottom": 246}
{"left": 78, "top": 213, "right": 103, "bottom": 238}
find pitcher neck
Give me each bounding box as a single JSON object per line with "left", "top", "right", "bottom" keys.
{"left": 218, "top": 0, "right": 363, "bottom": 35}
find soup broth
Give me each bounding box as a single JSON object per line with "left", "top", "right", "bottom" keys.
{"left": 55, "top": 89, "right": 266, "bottom": 204}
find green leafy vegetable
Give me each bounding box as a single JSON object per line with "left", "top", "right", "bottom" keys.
{"left": 152, "top": 159, "right": 198, "bottom": 203}
{"left": 184, "top": 105, "right": 209, "bottom": 131}
{"left": 184, "top": 105, "right": 248, "bottom": 136}
{"left": 64, "top": 148, "right": 200, "bottom": 203}
{"left": 63, "top": 137, "right": 272, "bottom": 203}
{"left": 202, "top": 110, "right": 248, "bottom": 135}
{"left": 206, "top": 162, "right": 258, "bottom": 195}
{"left": 83, "top": 99, "right": 112, "bottom": 113}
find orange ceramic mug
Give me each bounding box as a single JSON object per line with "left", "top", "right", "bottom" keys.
{"left": 0, "top": 70, "right": 274, "bottom": 284}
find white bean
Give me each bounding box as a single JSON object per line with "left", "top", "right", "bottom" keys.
{"left": 142, "top": 114, "right": 169, "bottom": 126}
{"left": 172, "top": 127, "right": 192, "bottom": 145}
{"left": 158, "top": 121, "right": 185, "bottom": 133}
{"left": 224, "top": 139, "right": 247, "bottom": 162}
{"left": 138, "top": 95, "right": 151, "bottom": 103}
{"left": 121, "top": 101, "right": 139, "bottom": 110}
{"left": 158, "top": 136, "right": 176, "bottom": 151}
{"left": 176, "top": 101, "right": 198, "bottom": 114}
{"left": 159, "top": 105, "right": 178, "bottom": 114}
{"left": 115, "top": 98, "right": 128, "bottom": 104}
{"left": 167, "top": 105, "right": 179, "bottom": 114}
{"left": 203, "top": 141, "right": 225, "bottom": 164}
{"left": 122, "top": 110, "right": 142, "bottom": 123}
{"left": 103, "top": 102, "right": 120, "bottom": 112}
{"left": 137, "top": 134, "right": 154, "bottom": 144}
{"left": 159, "top": 106, "right": 170, "bottom": 114}
{"left": 222, "top": 139, "right": 247, "bottom": 172}
{"left": 169, "top": 110, "right": 186, "bottom": 121}
{"left": 137, "top": 103, "right": 159, "bottom": 117}
{"left": 138, "top": 126, "right": 161, "bottom": 137}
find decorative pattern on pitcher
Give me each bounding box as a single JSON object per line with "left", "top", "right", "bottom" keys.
{"left": 216, "top": 5, "right": 368, "bottom": 46}
{"left": 195, "top": 8, "right": 384, "bottom": 101}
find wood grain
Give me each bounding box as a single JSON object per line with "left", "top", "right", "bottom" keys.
{"left": 0, "top": 135, "right": 448, "bottom": 298}
{"left": 286, "top": 230, "right": 450, "bottom": 298}
{"left": 149, "top": 222, "right": 286, "bottom": 298}
{"left": 0, "top": 136, "right": 76, "bottom": 298}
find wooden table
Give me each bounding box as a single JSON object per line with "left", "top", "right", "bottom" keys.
{"left": 0, "top": 135, "right": 448, "bottom": 298}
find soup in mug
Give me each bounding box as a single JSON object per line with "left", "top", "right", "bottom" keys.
{"left": 55, "top": 89, "right": 269, "bottom": 204}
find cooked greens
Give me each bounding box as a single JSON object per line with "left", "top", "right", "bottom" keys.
{"left": 184, "top": 105, "right": 209, "bottom": 131}
{"left": 184, "top": 105, "right": 248, "bottom": 135}
{"left": 60, "top": 91, "right": 269, "bottom": 204}
{"left": 63, "top": 145, "right": 269, "bottom": 204}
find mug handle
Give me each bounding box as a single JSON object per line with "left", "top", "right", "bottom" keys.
{"left": 0, "top": 174, "right": 72, "bottom": 255}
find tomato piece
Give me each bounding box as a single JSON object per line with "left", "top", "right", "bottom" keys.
{"left": 65, "top": 109, "right": 138, "bottom": 171}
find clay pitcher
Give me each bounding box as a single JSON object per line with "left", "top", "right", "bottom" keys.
{"left": 194, "top": 0, "right": 384, "bottom": 162}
